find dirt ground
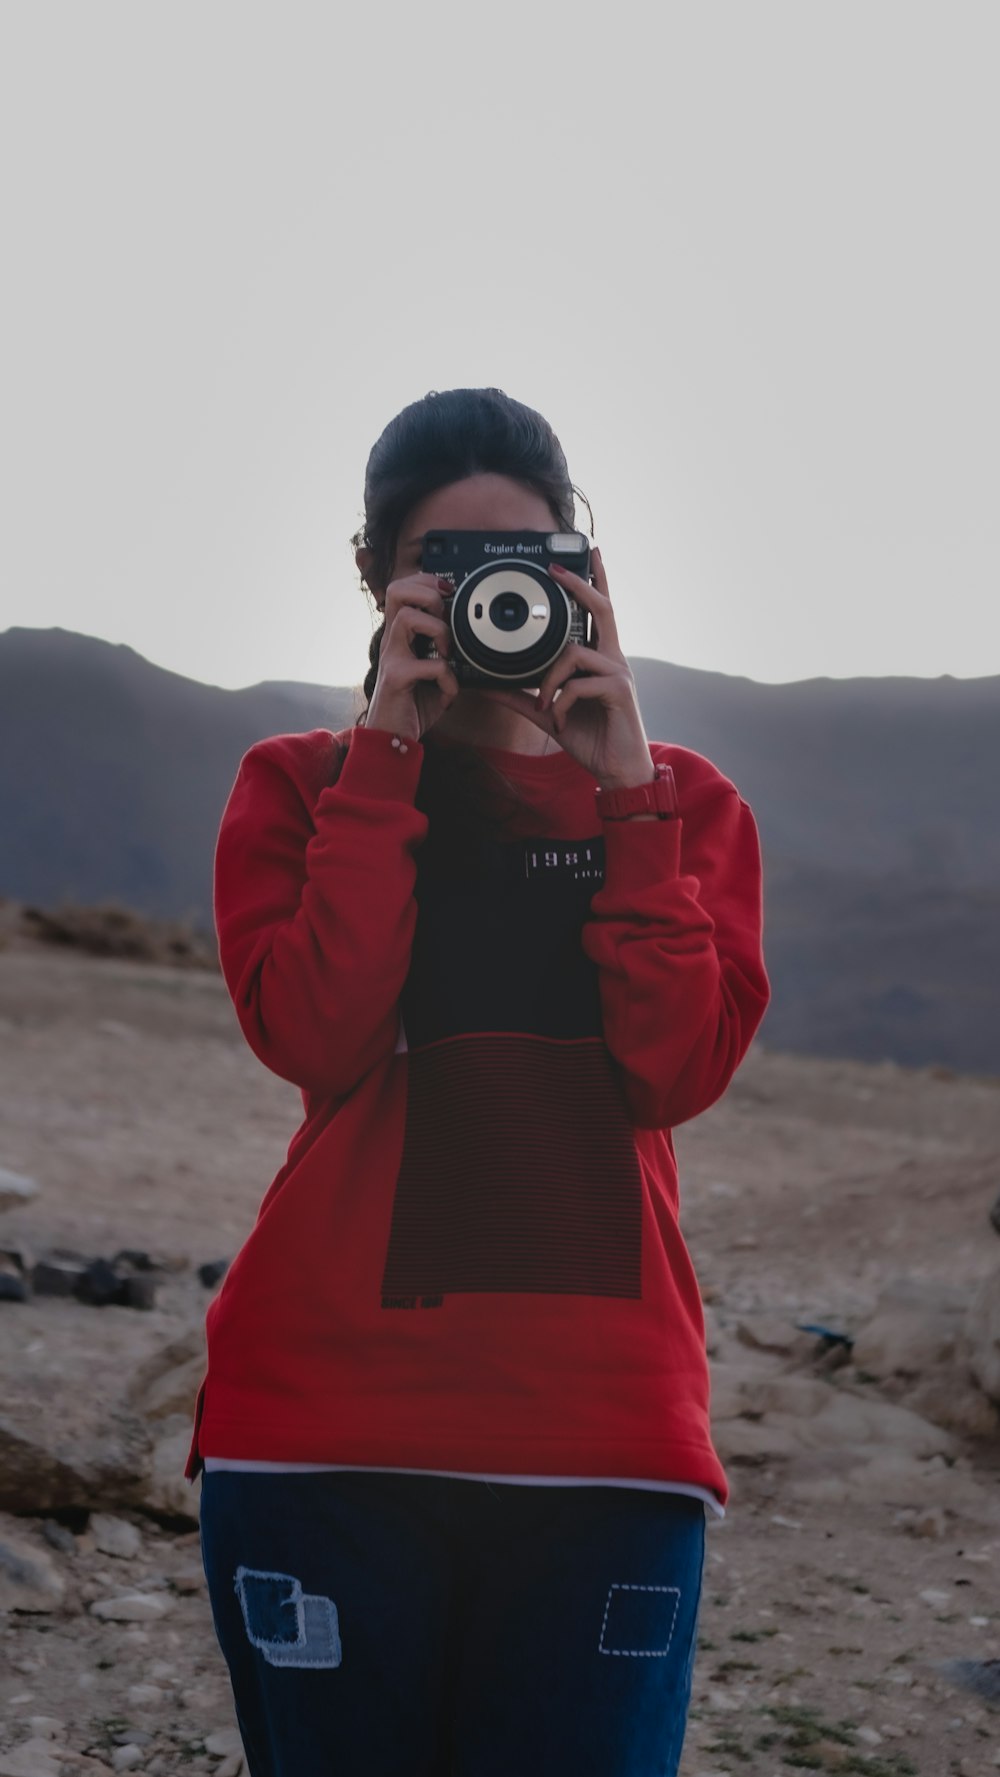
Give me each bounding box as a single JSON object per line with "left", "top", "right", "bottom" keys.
{"left": 1, "top": 936, "right": 1000, "bottom": 1775}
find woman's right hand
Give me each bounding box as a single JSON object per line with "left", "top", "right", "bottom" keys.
{"left": 365, "top": 573, "right": 461, "bottom": 743}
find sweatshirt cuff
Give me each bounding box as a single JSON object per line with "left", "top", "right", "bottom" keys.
{"left": 325, "top": 723, "right": 424, "bottom": 804}
{"left": 597, "top": 814, "right": 683, "bottom": 902}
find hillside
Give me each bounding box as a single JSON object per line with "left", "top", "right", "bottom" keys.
{"left": 1, "top": 626, "right": 998, "bottom": 1072}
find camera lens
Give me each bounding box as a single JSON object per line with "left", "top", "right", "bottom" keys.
{"left": 489, "top": 591, "right": 529, "bottom": 632}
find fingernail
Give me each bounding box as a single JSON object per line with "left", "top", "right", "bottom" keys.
{"left": 438, "top": 577, "right": 453, "bottom": 594}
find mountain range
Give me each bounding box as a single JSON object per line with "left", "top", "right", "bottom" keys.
{"left": 1, "top": 626, "right": 997, "bottom": 1074}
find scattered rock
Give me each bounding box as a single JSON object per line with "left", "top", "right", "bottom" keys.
{"left": 204, "top": 1728, "right": 245, "bottom": 1759}
{"left": 701, "top": 1303, "right": 721, "bottom": 1355}
{"left": 140, "top": 1418, "right": 200, "bottom": 1524}
{"left": 198, "top": 1259, "right": 230, "bottom": 1289}
{"left": 0, "top": 1403, "right": 151, "bottom": 1515}
{"left": 936, "top": 1659, "right": 1000, "bottom": 1703}
{"left": 735, "top": 1314, "right": 817, "bottom": 1357}
{"left": 173, "top": 1562, "right": 205, "bottom": 1593}
{"left": 112, "top": 1249, "right": 157, "bottom": 1272}
{"left": 0, "top": 1521, "right": 67, "bottom": 1613}
{"left": 90, "top": 1513, "right": 142, "bottom": 1560}
{"left": 127, "top": 1331, "right": 206, "bottom": 1421}
{"left": 126, "top": 1682, "right": 167, "bottom": 1706}
{"left": 30, "top": 1249, "right": 162, "bottom": 1310}
{"left": 0, "top": 1737, "right": 62, "bottom": 1777}
{"left": 0, "top": 1168, "right": 38, "bottom": 1214}
{"left": 851, "top": 1279, "right": 966, "bottom": 1380}
{"left": 711, "top": 1366, "right": 959, "bottom": 1468}
{"left": 25, "top": 1718, "right": 64, "bottom": 1741}
{"left": 111, "top": 1748, "right": 144, "bottom": 1773}
{"left": 966, "top": 1269, "right": 1000, "bottom": 1404}
{"left": 77, "top": 1257, "right": 126, "bottom": 1307}
{"left": 855, "top": 1724, "right": 883, "bottom": 1746}
{"left": 903, "top": 1506, "right": 948, "bottom": 1538}
{"left": 89, "top": 1591, "right": 173, "bottom": 1622}
{"left": 40, "top": 1520, "right": 78, "bottom": 1556}
{"left": 32, "top": 1252, "right": 89, "bottom": 1298}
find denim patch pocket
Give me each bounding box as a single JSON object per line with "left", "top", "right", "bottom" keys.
{"left": 235, "top": 1565, "right": 343, "bottom": 1670}
{"left": 598, "top": 1584, "right": 681, "bottom": 1657}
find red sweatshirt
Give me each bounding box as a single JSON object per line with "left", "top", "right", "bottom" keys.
{"left": 186, "top": 723, "right": 769, "bottom": 1509}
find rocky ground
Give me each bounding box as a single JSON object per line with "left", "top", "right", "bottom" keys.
{"left": 1, "top": 927, "right": 999, "bottom": 1776}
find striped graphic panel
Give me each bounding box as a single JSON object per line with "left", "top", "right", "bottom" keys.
{"left": 381, "top": 1034, "right": 643, "bottom": 1302}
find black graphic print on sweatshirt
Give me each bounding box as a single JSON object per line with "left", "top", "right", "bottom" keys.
{"left": 381, "top": 831, "right": 644, "bottom": 1306}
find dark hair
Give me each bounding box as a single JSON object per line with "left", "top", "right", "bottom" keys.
{"left": 352, "top": 387, "right": 589, "bottom": 701}
{"left": 350, "top": 388, "right": 591, "bottom": 863}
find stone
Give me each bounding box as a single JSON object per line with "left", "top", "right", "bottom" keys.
{"left": 907, "top": 1372, "right": 1000, "bottom": 1439}
{"left": 127, "top": 1682, "right": 167, "bottom": 1706}
{"left": 40, "top": 1520, "right": 78, "bottom": 1556}
{"left": 173, "top": 1562, "right": 205, "bottom": 1593}
{"left": 710, "top": 1364, "right": 959, "bottom": 1469}
{"left": 0, "top": 1739, "right": 61, "bottom": 1777}
{"left": 850, "top": 1279, "right": 967, "bottom": 1380}
{"left": 90, "top": 1514, "right": 142, "bottom": 1559}
{"left": 32, "top": 1253, "right": 89, "bottom": 1298}
{"left": 0, "top": 1405, "right": 152, "bottom": 1515}
{"left": 199, "top": 1259, "right": 230, "bottom": 1289}
{"left": 122, "top": 1274, "right": 158, "bottom": 1310}
{"left": 0, "top": 1522, "right": 67, "bottom": 1613}
{"left": 911, "top": 1507, "right": 948, "bottom": 1538}
{"left": 702, "top": 1303, "right": 721, "bottom": 1356}
{"left": 735, "top": 1315, "right": 816, "bottom": 1357}
{"left": 127, "top": 1331, "right": 206, "bottom": 1421}
{"left": 111, "top": 1249, "right": 157, "bottom": 1272}
{"left": 0, "top": 1168, "right": 38, "bottom": 1213}
{"left": 111, "top": 1749, "right": 144, "bottom": 1772}
{"left": 139, "top": 1419, "right": 200, "bottom": 1525}
{"left": 25, "top": 1719, "right": 64, "bottom": 1740}
{"left": 936, "top": 1659, "right": 1000, "bottom": 1703}
{"left": 77, "top": 1258, "right": 126, "bottom": 1307}
{"left": 216, "top": 1757, "right": 245, "bottom": 1777}
{"left": 0, "top": 1273, "right": 29, "bottom": 1303}
{"left": 90, "top": 1591, "right": 173, "bottom": 1621}
{"left": 966, "top": 1269, "right": 1000, "bottom": 1404}
{"left": 138, "top": 1355, "right": 205, "bottom": 1422}
{"left": 204, "top": 1729, "right": 244, "bottom": 1758}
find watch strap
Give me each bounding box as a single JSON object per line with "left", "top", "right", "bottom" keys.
{"left": 595, "top": 763, "right": 678, "bottom": 821}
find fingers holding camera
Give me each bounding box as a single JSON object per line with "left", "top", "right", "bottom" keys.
{"left": 536, "top": 642, "right": 629, "bottom": 718}
{"left": 549, "top": 545, "right": 620, "bottom": 653}
{"left": 379, "top": 570, "right": 452, "bottom": 629}
{"left": 366, "top": 573, "right": 459, "bottom": 741}
{"left": 545, "top": 665, "right": 654, "bottom": 787}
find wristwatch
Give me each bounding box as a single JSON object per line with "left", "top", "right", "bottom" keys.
{"left": 595, "top": 763, "right": 678, "bottom": 821}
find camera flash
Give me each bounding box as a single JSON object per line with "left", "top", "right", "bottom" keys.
{"left": 548, "top": 532, "right": 586, "bottom": 554}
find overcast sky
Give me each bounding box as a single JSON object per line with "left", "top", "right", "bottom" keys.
{"left": 1, "top": 3, "right": 997, "bottom": 692}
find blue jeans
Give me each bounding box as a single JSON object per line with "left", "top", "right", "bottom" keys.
{"left": 200, "top": 1470, "right": 706, "bottom": 1777}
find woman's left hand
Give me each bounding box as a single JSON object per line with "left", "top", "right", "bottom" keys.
{"left": 479, "top": 547, "right": 656, "bottom": 790}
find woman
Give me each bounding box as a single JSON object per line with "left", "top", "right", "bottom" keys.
{"left": 191, "top": 387, "right": 769, "bottom": 1776}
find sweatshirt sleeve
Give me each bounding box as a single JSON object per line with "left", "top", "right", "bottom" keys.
{"left": 581, "top": 757, "right": 769, "bottom": 1130}
{"left": 213, "top": 725, "right": 427, "bottom": 1097}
